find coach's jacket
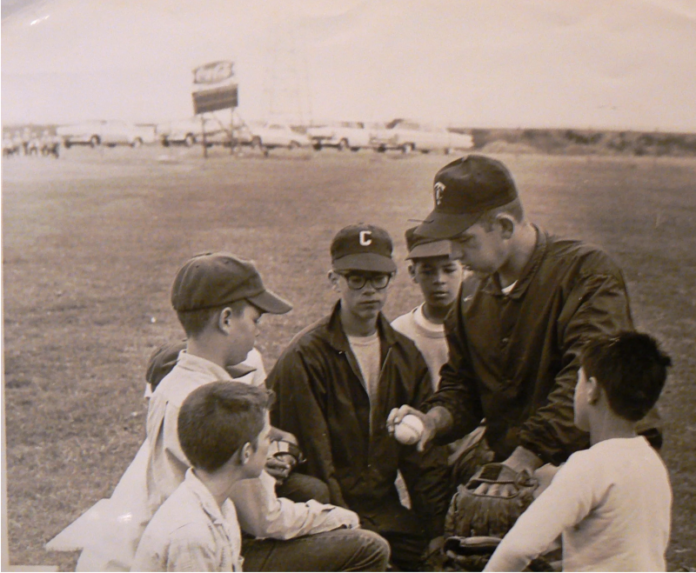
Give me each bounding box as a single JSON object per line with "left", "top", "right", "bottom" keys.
{"left": 268, "top": 302, "right": 451, "bottom": 538}
{"left": 425, "top": 227, "right": 662, "bottom": 467}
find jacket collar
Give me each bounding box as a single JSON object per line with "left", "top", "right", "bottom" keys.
{"left": 324, "top": 301, "right": 397, "bottom": 352}
{"left": 480, "top": 225, "right": 547, "bottom": 299}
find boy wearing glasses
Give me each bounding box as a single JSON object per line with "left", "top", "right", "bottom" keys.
{"left": 267, "top": 224, "right": 451, "bottom": 571}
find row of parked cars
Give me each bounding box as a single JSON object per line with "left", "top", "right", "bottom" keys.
{"left": 310, "top": 119, "right": 474, "bottom": 154}
{"left": 53, "top": 118, "right": 474, "bottom": 154}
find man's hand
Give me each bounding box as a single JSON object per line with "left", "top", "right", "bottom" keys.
{"left": 387, "top": 405, "right": 451, "bottom": 452}
{"left": 473, "top": 446, "right": 542, "bottom": 497}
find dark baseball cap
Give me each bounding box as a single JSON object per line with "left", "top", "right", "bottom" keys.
{"left": 404, "top": 226, "right": 461, "bottom": 260}
{"left": 171, "top": 252, "right": 292, "bottom": 314}
{"left": 416, "top": 155, "right": 518, "bottom": 239}
{"left": 330, "top": 224, "right": 397, "bottom": 273}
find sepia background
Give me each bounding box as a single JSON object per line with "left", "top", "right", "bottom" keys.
{"left": 3, "top": 1, "right": 696, "bottom": 570}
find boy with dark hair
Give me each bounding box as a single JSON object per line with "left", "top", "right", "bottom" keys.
{"left": 485, "top": 331, "right": 672, "bottom": 571}
{"left": 133, "top": 381, "right": 274, "bottom": 571}
{"left": 391, "top": 227, "right": 469, "bottom": 390}
{"left": 144, "top": 340, "right": 324, "bottom": 499}
{"left": 268, "top": 224, "right": 451, "bottom": 571}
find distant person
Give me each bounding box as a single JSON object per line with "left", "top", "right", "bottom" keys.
{"left": 267, "top": 224, "right": 451, "bottom": 571}
{"left": 132, "top": 381, "right": 274, "bottom": 571}
{"left": 388, "top": 155, "right": 662, "bottom": 495}
{"left": 485, "top": 331, "right": 672, "bottom": 571}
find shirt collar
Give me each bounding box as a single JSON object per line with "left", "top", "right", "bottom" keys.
{"left": 176, "top": 351, "right": 255, "bottom": 381}
{"left": 480, "top": 225, "right": 547, "bottom": 299}
{"left": 184, "top": 468, "right": 237, "bottom": 529}
{"left": 325, "top": 301, "right": 397, "bottom": 351}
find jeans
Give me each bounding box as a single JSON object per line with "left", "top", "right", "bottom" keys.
{"left": 356, "top": 499, "right": 430, "bottom": 572}
{"left": 241, "top": 528, "right": 390, "bottom": 572}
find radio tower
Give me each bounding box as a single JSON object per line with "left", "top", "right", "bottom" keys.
{"left": 264, "top": 10, "right": 313, "bottom": 125}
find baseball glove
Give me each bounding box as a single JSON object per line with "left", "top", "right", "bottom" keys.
{"left": 265, "top": 439, "right": 307, "bottom": 484}
{"left": 442, "top": 536, "right": 501, "bottom": 572}
{"left": 443, "top": 463, "right": 539, "bottom": 571}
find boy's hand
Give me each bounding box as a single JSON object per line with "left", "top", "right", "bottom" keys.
{"left": 265, "top": 454, "right": 296, "bottom": 484}
{"left": 265, "top": 439, "right": 306, "bottom": 484}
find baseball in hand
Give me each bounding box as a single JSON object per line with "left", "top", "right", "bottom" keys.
{"left": 394, "top": 414, "right": 424, "bottom": 445}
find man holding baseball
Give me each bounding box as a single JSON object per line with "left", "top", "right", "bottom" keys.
{"left": 388, "top": 155, "right": 662, "bottom": 496}
{"left": 267, "top": 224, "right": 451, "bottom": 571}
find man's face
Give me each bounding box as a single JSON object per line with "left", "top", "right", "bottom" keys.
{"left": 450, "top": 221, "right": 509, "bottom": 275}
{"left": 410, "top": 256, "right": 465, "bottom": 311}
{"left": 225, "top": 303, "right": 262, "bottom": 366}
{"left": 244, "top": 410, "right": 272, "bottom": 478}
{"left": 331, "top": 270, "right": 392, "bottom": 323}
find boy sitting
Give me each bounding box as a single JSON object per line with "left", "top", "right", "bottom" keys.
{"left": 133, "top": 381, "right": 273, "bottom": 571}
{"left": 485, "top": 331, "right": 673, "bottom": 571}
{"left": 148, "top": 252, "right": 390, "bottom": 572}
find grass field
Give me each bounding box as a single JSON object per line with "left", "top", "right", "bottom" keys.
{"left": 3, "top": 145, "right": 696, "bottom": 571}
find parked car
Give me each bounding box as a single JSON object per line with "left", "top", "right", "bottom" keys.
{"left": 246, "top": 121, "right": 312, "bottom": 150}
{"left": 57, "top": 120, "right": 155, "bottom": 148}
{"left": 158, "top": 117, "right": 252, "bottom": 148}
{"left": 370, "top": 119, "right": 473, "bottom": 154}
{"left": 306, "top": 121, "right": 372, "bottom": 151}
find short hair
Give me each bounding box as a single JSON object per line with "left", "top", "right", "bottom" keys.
{"left": 176, "top": 299, "right": 249, "bottom": 338}
{"left": 479, "top": 198, "right": 525, "bottom": 231}
{"left": 581, "top": 331, "right": 672, "bottom": 422}
{"left": 178, "top": 381, "right": 274, "bottom": 472}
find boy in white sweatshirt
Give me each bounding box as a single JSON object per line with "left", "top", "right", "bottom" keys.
{"left": 391, "top": 227, "right": 469, "bottom": 390}
{"left": 485, "top": 331, "right": 673, "bottom": 572}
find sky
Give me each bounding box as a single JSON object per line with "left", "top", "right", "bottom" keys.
{"left": 2, "top": 0, "right": 696, "bottom": 131}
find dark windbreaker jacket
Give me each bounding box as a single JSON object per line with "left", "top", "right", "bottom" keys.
{"left": 267, "top": 302, "right": 451, "bottom": 537}
{"left": 425, "top": 227, "right": 642, "bottom": 466}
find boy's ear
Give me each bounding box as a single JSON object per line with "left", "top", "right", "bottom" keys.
{"left": 407, "top": 264, "right": 417, "bottom": 282}
{"left": 587, "top": 375, "right": 601, "bottom": 404}
{"left": 239, "top": 442, "right": 254, "bottom": 466}
{"left": 217, "top": 307, "right": 233, "bottom": 333}
{"left": 328, "top": 270, "right": 341, "bottom": 292}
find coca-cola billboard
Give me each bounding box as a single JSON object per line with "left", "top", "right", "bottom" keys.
{"left": 193, "top": 61, "right": 234, "bottom": 85}
{"left": 192, "top": 60, "right": 238, "bottom": 114}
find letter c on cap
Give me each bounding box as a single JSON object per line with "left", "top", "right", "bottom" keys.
{"left": 359, "top": 231, "right": 372, "bottom": 246}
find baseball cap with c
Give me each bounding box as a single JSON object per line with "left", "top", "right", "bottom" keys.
{"left": 171, "top": 252, "right": 292, "bottom": 314}
{"left": 331, "top": 224, "right": 397, "bottom": 273}
{"left": 416, "top": 154, "right": 518, "bottom": 239}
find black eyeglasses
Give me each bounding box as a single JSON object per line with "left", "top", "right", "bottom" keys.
{"left": 337, "top": 272, "right": 393, "bottom": 290}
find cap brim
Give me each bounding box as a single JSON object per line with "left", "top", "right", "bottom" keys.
{"left": 247, "top": 289, "right": 293, "bottom": 314}
{"left": 407, "top": 240, "right": 457, "bottom": 260}
{"left": 332, "top": 253, "right": 397, "bottom": 273}
{"left": 415, "top": 210, "right": 481, "bottom": 239}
